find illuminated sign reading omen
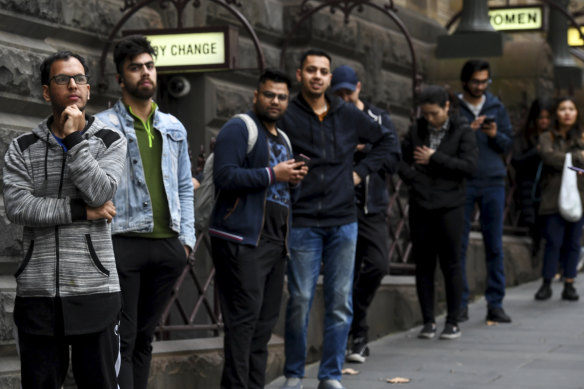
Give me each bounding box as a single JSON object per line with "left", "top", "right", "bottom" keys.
{"left": 123, "top": 27, "right": 239, "bottom": 73}
{"left": 488, "top": 6, "right": 544, "bottom": 32}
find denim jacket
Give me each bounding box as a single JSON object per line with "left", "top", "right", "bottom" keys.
{"left": 96, "top": 100, "right": 196, "bottom": 249}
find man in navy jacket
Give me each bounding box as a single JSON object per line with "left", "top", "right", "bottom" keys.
{"left": 331, "top": 65, "right": 401, "bottom": 364}
{"left": 278, "top": 50, "right": 397, "bottom": 389}
{"left": 210, "top": 69, "right": 307, "bottom": 389}
{"left": 457, "top": 59, "right": 513, "bottom": 324}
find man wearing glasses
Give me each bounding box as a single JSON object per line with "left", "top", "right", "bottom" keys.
{"left": 209, "top": 69, "right": 308, "bottom": 389}
{"left": 3, "top": 51, "right": 127, "bottom": 388}
{"left": 457, "top": 59, "right": 513, "bottom": 324}
{"left": 96, "top": 36, "right": 195, "bottom": 389}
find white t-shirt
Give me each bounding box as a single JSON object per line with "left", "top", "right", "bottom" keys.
{"left": 459, "top": 94, "right": 486, "bottom": 119}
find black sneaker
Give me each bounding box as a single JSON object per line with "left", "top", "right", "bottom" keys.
{"left": 457, "top": 306, "right": 469, "bottom": 322}
{"left": 346, "top": 337, "right": 369, "bottom": 363}
{"left": 486, "top": 307, "right": 511, "bottom": 323}
{"left": 439, "top": 323, "right": 461, "bottom": 340}
{"left": 535, "top": 282, "right": 552, "bottom": 300}
{"left": 417, "top": 322, "right": 436, "bottom": 339}
{"left": 562, "top": 282, "right": 579, "bottom": 301}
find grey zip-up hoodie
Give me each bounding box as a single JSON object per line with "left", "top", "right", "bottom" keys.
{"left": 3, "top": 115, "right": 127, "bottom": 336}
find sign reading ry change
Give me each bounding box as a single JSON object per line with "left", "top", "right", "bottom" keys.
{"left": 124, "top": 27, "right": 239, "bottom": 73}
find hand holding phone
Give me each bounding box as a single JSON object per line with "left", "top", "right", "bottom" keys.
{"left": 480, "top": 116, "right": 497, "bottom": 138}
{"left": 295, "top": 153, "right": 311, "bottom": 166}
{"left": 482, "top": 116, "right": 495, "bottom": 125}
{"left": 568, "top": 165, "right": 584, "bottom": 175}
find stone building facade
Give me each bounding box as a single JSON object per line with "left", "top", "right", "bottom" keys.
{"left": 0, "top": 0, "right": 576, "bottom": 387}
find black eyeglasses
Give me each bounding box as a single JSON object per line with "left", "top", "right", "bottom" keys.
{"left": 49, "top": 74, "right": 90, "bottom": 85}
{"left": 261, "top": 91, "right": 288, "bottom": 101}
{"left": 468, "top": 78, "right": 492, "bottom": 87}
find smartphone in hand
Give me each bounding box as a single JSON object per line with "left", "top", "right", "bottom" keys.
{"left": 482, "top": 116, "right": 495, "bottom": 125}
{"left": 568, "top": 165, "right": 584, "bottom": 174}
{"left": 295, "top": 153, "right": 311, "bottom": 166}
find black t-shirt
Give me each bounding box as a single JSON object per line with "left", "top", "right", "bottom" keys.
{"left": 261, "top": 128, "right": 291, "bottom": 243}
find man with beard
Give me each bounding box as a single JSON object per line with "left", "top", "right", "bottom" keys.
{"left": 3, "top": 51, "right": 126, "bottom": 388}
{"left": 96, "top": 35, "right": 195, "bottom": 389}
{"left": 278, "top": 50, "right": 397, "bottom": 389}
{"left": 209, "top": 69, "right": 307, "bottom": 389}
{"left": 457, "top": 59, "right": 513, "bottom": 324}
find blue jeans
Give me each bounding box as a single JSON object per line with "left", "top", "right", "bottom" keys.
{"left": 542, "top": 213, "right": 584, "bottom": 280}
{"left": 460, "top": 185, "right": 506, "bottom": 309}
{"left": 284, "top": 223, "right": 357, "bottom": 381}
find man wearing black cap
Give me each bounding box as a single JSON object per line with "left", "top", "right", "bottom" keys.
{"left": 331, "top": 65, "right": 400, "bottom": 363}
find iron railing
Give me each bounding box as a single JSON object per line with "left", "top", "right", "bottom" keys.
{"left": 156, "top": 155, "right": 530, "bottom": 336}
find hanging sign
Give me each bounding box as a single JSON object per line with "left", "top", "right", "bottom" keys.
{"left": 488, "top": 6, "right": 544, "bottom": 32}
{"left": 123, "top": 26, "right": 239, "bottom": 73}
{"left": 568, "top": 27, "right": 584, "bottom": 46}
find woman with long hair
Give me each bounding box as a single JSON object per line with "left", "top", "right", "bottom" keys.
{"left": 535, "top": 96, "right": 584, "bottom": 301}
{"left": 399, "top": 85, "right": 478, "bottom": 339}
{"left": 512, "top": 98, "right": 552, "bottom": 257}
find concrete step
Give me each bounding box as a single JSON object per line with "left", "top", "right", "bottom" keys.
{"left": 0, "top": 355, "right": 20, "bottom": 388}
{"left": 0, "top": 276, "right": 16, "bottom": 344}
{"left": 148, "top": 335, "right": 284, "bottom": 389}
{"left": 0, "top": 275, "right": 16, "bottom": 295}
{"left": 0, "top": 339, "right": 16, "bottom": 357}
{"left": 0, "top": 257, "right": 19, "bottom": 276}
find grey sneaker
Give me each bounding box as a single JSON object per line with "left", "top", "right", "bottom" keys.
{"left": 280, "top": 377, "right": 303, "bottom": 389}
{"left": 317, "top": 379, "right": 346, "bottom": 389}
{"left": 417, "top": 322, "right": 436, "bottom": 339}
{"left": 439, "top": 323, "right": 461, "bottom": 340}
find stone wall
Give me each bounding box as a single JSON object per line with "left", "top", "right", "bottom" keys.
{"left": 0, "top": 0, "right": 564, "bottom": 386}
{"left": 0, "top": 1, "right": 452, "bottom": 384}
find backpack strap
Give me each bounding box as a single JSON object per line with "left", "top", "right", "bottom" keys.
{"left": 277, "top": 128, "right": 293, "bottom": 153}
{"left": 234, "top": 113, "right": 258, "bottom": 154}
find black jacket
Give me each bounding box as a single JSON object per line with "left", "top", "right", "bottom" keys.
{"left": 278, "top": 93, "right": 398, "bottom": 227}
{"left": 398, "top": 114, "right": 477, "bottom": 210}
{"left": 354, "top": 102, "right": 401, "bottom": 215}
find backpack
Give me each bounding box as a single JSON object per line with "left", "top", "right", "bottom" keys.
{"left": 195, "top": 113, "right": 293, "bottom": 233}
{"left": 195, "top": 114, "right": 259, "bottom": 232}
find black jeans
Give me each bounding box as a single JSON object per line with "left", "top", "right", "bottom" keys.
{"left": 351, "top": 210, "right": 389, "bottom": 341}
{"left": 211, "top": 236, "right": 286, "bottom": 389}
{"left": 18, "top": 321, "right": 120, "bottom": 389}
{"left": 112, "top": 236, "right": 186, "bottom": 389}
{"left": 409, "top": 204, "right": 464, "bottom": 325}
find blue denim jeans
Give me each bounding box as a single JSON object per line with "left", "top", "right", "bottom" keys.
{"left": 284, "top": 223, "right": 357, "bottom": 381}
{"left": 542, "top": 213, "right": 584, "bottom": 280}
{"left": 460, "top": 185, "right": 506, "bottom": 309}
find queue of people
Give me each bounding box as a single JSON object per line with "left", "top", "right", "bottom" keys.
{"left": 2, "top": 34, "right": 583, "bottom": 389}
